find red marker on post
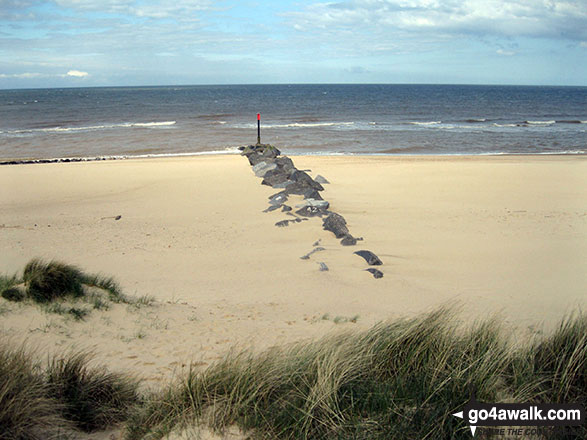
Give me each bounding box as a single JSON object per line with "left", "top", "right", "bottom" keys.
{"left": 257, "top": 113, "right": 261, "bottom": 145}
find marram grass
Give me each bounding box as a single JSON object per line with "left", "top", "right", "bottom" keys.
{"left": 126, "top": 309, "right": 586, "bottom": 440}
{"left": 0, "top": 344, "right": 140, "bottom": 439}
{"left": 46, "top": 351, "right": 140, "bottom": 432}
{"left": 1, "top": 310, "right": 584, "bottom": 439}
{"left": 0, "top": 258, "right": 131, "bottom": 319}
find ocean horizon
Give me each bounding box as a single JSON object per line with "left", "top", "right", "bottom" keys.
{"left": 1, "top": 84, "right": 586, "bottom": 161}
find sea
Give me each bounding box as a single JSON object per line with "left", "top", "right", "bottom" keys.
{"left": 1, "top": 84, "right": 585, "bottom": 160}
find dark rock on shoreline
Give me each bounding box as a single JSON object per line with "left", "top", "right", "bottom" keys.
{"left": 314, "top": 175, "right": 330, "bottom": 184}
{"left": 1, "top": 156, "right": 117, "bottom": 166}
{"left": 366, "top": 268, "right": 384, "bottom": 278}
{"left": 269, "top": 193, "right": 288, "bottom": 205}
{"left": 340, "top": 235, "right": 363, "bottom": 246}
{"left": 295, "top": 206, "right": 330, "bottom": 218}
{"left": 300, "top": 247, "right": 326, "bottom": 260}
{"left": 241, "top": 144, "right": 281, "bottom": 166}
{"left": 263, "top": 204, "right": 282, "bottom": 213}
{"left": 275, "top": 156, "right": 296, "bottom": 172}
{"left": 289, "top": 170, "right": 324, "bottom": 191}
{"left": 275, "top": 218, "right": 308, "bottom": 227}
{"left": 262, "top": 168, "right": 291, "bottom": 187}
{"left": 322, "top": 213, "right": 349, "bottom": 238}
{"left": 252, "top": 161, "right": 277, "bottom": 177}
{"left": 354, "top": 250, "right": 383, "bottom": 266}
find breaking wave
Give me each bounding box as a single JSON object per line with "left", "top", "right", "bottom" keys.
{"left": 408, "top": 121, "right": 441, "bottom": 126}
{"left": 234, "top": 122, "right": 355, "bottom": 129}
{"left": 3, "top": 121, "right": 176, "bottom": 135}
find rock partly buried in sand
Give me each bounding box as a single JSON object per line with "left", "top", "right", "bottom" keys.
{"left": 318, "top": 262, "right": 329, "bottom": 271}
{"left": 269, "top": 192, "right": 288, "bottom": 205}
{"left": 354, "top": 250, "right": 383, "bottom": 266}
{"left": 295, "top": 199, "right": 330, "bottom": 209}
{"left": 322, "top": 213, "right": 349, "bottom": 239}
{"left": 295, "top": 206, "right": 330, "bottom": 218}
{"left": 281, "top": 205, "right": 292, "bottom": 212}
{"left": 366, "top": 268, "right": 384, "bottom": 279}
{"left": 275, "top": 218, "right": 308, "bottom": 227}
{"left": 300, "top": 246, "right": 326, "bottom": 260}
{"left": 314, "top": 174, "right": 330, "bottom": 184}
{"left": 340, "top": 234, "right": 363, "bottom": 246}
{"left": 263, "top": 204, "right": 282, "bottom": 213}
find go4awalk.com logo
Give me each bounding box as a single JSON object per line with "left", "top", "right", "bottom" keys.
{"left": 452, "top": 393, "right": 584, "bottom": 436}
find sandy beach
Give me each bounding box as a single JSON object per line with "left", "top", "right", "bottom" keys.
{"left": 1, "top": 154, "right": 586, "bottom": 389}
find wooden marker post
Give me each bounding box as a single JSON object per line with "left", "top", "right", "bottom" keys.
{"left": 257, "top": 113, "right": 261, "bottom": 145}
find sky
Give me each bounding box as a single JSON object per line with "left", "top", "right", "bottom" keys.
{"left": 1, "top": 0, "right": 586, "bottom": 88}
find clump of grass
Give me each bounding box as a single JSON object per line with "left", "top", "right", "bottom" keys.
{"left": 0, "top": 274, "right": 20, "bottom": 293}
{"left": 82, "top": 273, "right": 127, "bottom": 303}
{"left": 126, "top": 309, "right": 587, "bottom": 440}
{"left": 0, "top": 344, "right": 72, "bottom": 439}
{"left": 0, "top": 274, "right": 24, "bottom": 304}
{"left": 1, "top": 258, "right": 133, "bottom": 320}
{"left": 130, "top": 294, "right": 156, "bottom": 308}
{"left": 47, "top": 351, "right": 140, "bottom": 432}
{"left": 1, "top": 286, "right": 25, "bottom": 302}
{"left": 0, "top": 342, "right": 141, "bottom": 438}
{"left": 89, "top": 294, "right": 110, "bottom": 311}
{"left": 23, "top": 259, "right": 85, "bottom": 303}
{"left": 516, "top": 313, "right": 587, "bottom": 404}
{"left": 67, "top": 307, "right": 90, "bottom": 321}
{"left": 20, "top": 258, "right": 130, "bottom": 305}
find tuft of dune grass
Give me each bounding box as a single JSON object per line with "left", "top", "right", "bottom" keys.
{"left": 0, "top": 258, "right": 133, "bottom": 321}
{"left": 47, "top": 351, "right": 140, "bottom": 432}
{"left": 0, "top": 343, "right": 140, "bottom": 439}
{"left": 23, "top": 259, "right": 85, "bottom": 303}
{"left": 0, "top": 274, "right": 22, "bottom": 303}
{"left": 0, "top": 344, "right": 72, "bottom": 440}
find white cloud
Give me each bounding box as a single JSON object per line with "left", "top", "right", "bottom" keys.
{"left": 0, "top": 72, "right": 46, "bottom": 78}
{"left": 496, "top": 49, "right": 515, "bottom": 56}
{"left": 287, "top": 0, "right": 587, "bottom": 41}
{"left": 66, "top": 69, "right": 89, "bottom": 77}
{"left": 0, "top": 71, "right": 90, "bottom": 79}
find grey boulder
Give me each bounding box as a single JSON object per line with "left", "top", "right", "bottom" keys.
{"left": 366, "top": 268, "right": 384, "bottom": 279}
{"left": 322, "top": 213, "right": 349, "bottom": 238}
{"left": 354, "top": 250, "right": 383, "bottom": 266}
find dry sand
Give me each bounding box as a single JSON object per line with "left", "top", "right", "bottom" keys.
{"left": 1, "top": 154, "right": 586, "bottom": 393}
